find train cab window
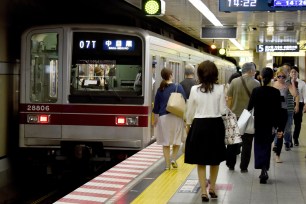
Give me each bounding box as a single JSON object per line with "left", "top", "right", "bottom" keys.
{"left": 69, "top": 32, "right": 144, "bottom": 104}
{"left": 29, "top": 33, "right": 58, "bottom": 103}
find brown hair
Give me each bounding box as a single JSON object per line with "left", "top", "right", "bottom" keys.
{"left": 159, "top": 68, "right": 172, "bottom": 91}
{"left": 197, "top": 60, "right": 218, "bottom": 93}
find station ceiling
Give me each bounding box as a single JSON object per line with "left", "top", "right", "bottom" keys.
{"left": 126, "top": 0, "right": 306, "bottom": 54}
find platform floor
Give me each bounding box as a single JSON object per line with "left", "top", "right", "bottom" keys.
{"left": 55, "top": 115, "right": 306, "bottom": 204}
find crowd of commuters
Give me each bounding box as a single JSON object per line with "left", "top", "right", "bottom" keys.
{"left": 152, "top": 60, "right": 305, "bottom": 202}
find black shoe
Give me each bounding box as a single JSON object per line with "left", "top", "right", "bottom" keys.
{"left": 272, "top": 146, "right": 277, "bottom": 152}
{"left": 241, "top": 169, "right": 248, "bottom": 173}
{"left": 201, "top": 194, "right": 209, "bottom": 202}
{"left": 209, "top": 189, "right": 218, "bottom": 199}
{"left": 295, "top": 143, "right": 299, "bottom": 146}
{"left": 260, "top": 178, "right": 267, "bottom": 184}
{"left": 259, "top": 168, "right": 269, "bottom": 180}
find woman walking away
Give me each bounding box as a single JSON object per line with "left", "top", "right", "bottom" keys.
{"left": 247, "top": 68, "right": 282, "bottom": 184}
{"left": 153, "top": 68, "right": 187, "bottom": 170}
{"left": 185, "top": 60, "right": 227, "bottom": 202}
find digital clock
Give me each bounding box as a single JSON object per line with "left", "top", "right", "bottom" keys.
{"left": 219, "top": 0, "right": 306, "bottom": 11}
{"left": 273, "top": 0, "right": 306, "bottom": 7}
{"left": 226, "top": 0, "right": 257, "bottom": 7}
{"left": 219, "top": 0, "right": 268, "bottom": 11}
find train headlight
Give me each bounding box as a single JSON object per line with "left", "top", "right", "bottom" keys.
{"left": 27, "top": 114, "right": 50, "bottom": 124}
{"left": 116, "top": 116, "right": 138, "bottom": 126}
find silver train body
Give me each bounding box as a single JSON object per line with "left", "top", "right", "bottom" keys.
{"left": 19, "top": 24, "right": 236, "bottom": 152}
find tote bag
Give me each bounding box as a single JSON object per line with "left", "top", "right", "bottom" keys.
{"left": 166, "top": 84, "right": 185, "bottom": 118}
{"left": 244, "top": 109, "right": 255, "bottom": 134}
{"left": 222, "top": 110, "right": 242, "bottom": 145}
{"left": 237, "top": 109, "right": 251, "bottom": 135}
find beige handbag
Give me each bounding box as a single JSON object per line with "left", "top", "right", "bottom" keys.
{"left": 166, "top": 84, "right": 186, "bottom": 118}
{"left": 222, "top": 109, "right": 242, "bottom": 145}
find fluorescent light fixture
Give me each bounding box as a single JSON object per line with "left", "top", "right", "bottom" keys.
{"left": 229, "top": 39, "right": 244, "bottom": 50}
{"left": 188, "top": 0, "right": 244, "bottom": 50}
{"left": 188, "top": 0, "right": 222, "bottom": 26}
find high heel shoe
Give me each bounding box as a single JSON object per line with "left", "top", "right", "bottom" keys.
{"left": 201, "top": 194, "right": 209, "bottom": 202}
{"left": 209, "top": 189, "right": 218, "bottom": 198}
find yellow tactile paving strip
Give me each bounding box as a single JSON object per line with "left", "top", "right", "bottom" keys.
{"left": 131, "top": 154, "right": 196, "bottom": 204}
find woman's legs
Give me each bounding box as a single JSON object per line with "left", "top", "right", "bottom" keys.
{"left": 209, "top": 165, "right": 219, "bottom": 194}
{"left": 163, "top": 146, "right": 170, "bottom": 169}
{"left": 197, "top": 165, "right": 207, "bottom": 195}
{"left": 171, "top": 145, "right": 180, "bottom": 160}
{"left": 170, "top": 145, "right": 180, "bottom": 168}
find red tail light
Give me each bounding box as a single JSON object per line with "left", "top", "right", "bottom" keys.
{"left": 116, "top": 116, "right": 126, "bottom": 125}
{"left": 27, "top": 114, "right": 50, "bottom": 124}
{"left": 38, "top": 115, "right": 50, "bottom": 123}
{"left": 115, "top": 116, "right": 138, "bottom": 126}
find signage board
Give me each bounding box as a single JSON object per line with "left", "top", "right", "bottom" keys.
{"left": 201, "top": 27, "right": 236, "bottom": 39}
{"left": 256, "top": 44, "right": 299, "bottom": 52}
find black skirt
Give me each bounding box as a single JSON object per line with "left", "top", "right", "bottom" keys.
{"left": 184, "top": 117, "right": 226, "bottom": 165}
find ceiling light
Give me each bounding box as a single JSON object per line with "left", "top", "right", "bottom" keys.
{"left": 188, "top": 0, "right": 244, "bottom": 50}
{"left": 211, "top": 39, "right": 217, "bottom": 49}
{"left": 219, "top": 40, "right": 226, "bottom": 55}
{"left": 188, "top": 0, "right": 222, "bottom": 26}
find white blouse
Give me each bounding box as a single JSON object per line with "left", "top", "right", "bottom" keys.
{"left": 185, "top": 84, "right": 227, "bottom": 125}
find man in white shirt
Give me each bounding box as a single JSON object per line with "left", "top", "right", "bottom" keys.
{"left": 291, "top": 66, "right": 306, "bottom": 146}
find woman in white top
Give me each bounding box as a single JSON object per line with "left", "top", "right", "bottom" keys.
{"left": 185, "top": 60, "right": 227, "bottom": 202}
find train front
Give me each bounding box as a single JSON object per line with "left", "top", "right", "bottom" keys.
{"left": 19, "top": 25, "right": 155, "bottom": 158}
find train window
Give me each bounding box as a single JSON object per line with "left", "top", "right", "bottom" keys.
{"left": 30, "top": 33, "right": 58, "bottom": 103}
{"left": 69, "top": 32, "right": 144, "bottom": 104}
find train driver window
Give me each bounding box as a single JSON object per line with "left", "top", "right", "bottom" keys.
{"left": 69, "top": 32, "right": 144, "bottom": 104}
{"left": 30, "top": 33, "right": 58, "bottom": 103}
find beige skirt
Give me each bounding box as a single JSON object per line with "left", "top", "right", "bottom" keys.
{"left": 154, "top": 113, "right": 186, "bottom": 146}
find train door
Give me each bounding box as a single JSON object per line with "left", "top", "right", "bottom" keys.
{"left": 169, "top": 61, "right": 180, "bottom": 83}
{"left": 19, "top": 28, "right": 63, "bottom": 146}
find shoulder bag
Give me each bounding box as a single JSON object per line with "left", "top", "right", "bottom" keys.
{"left": 166, "top": 83, "right": 186, "bottom": 118}
{"left": 239, "top": 77, "right": 255, "bottom": 134}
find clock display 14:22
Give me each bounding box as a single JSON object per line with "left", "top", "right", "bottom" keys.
{"left": 227, "top": 0, "right": 257, "bottom": 7}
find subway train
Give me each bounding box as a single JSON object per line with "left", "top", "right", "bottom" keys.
{"left": 18, "top": 24, "right": 236, "bottom": 159}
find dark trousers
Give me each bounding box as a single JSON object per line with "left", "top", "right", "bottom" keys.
{"left": 240, "top": 134, "right": 254, "bottom": 170}
{"left": 275, "top": 108, "right": 288, "bottom": 156}
{"left": 254, "top": 137, "right": 272, "bottom": 170}
{"left": 226, "top": 144, "right": 239, "bottom": 168}
{"left": 226, "top": 134, "right": 254, "bottom": 170}
{"left": 293, "top": 102, "right": 304, "bottom": 144}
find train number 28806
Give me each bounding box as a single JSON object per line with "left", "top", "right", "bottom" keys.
{"left": 27, "top": 105, "right": 50, "bottom": 111}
